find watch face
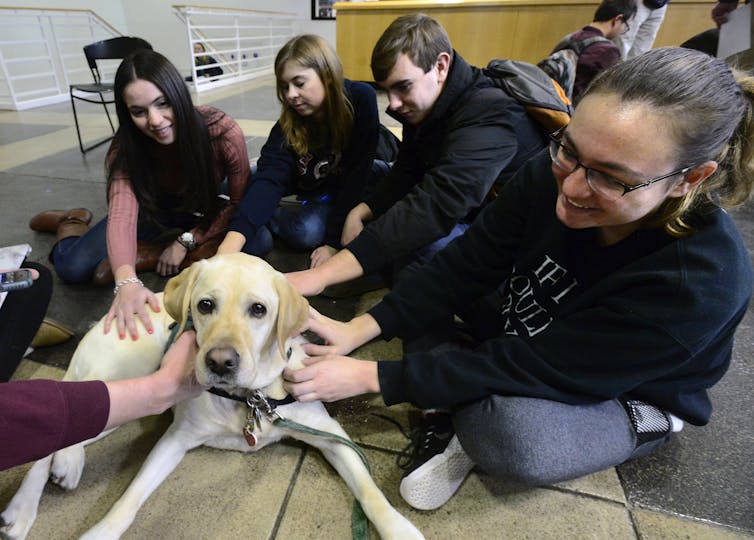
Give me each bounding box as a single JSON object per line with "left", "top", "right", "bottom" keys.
{"left": 179, "top": 232, "right": 196, "bottom": 249}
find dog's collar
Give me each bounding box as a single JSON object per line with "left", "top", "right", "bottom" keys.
{"left": 208, "top": 387, "right": 295, "bottom": 408}
{"left": 207, "top": 345, "right": 295, "bottom": 406}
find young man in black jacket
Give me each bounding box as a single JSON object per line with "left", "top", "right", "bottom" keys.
{"left": 288, "top": 13, "right": 546, "bottom": 294}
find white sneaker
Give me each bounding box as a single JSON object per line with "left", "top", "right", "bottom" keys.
{"left": 399, "top": 434, "right": 474, "bottom": 511}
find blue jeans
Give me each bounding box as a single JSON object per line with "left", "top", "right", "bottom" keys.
{"left": 392, "top": 222, "right": 471, "bottom": 285}
{"left": 241, "top": 159, "right": 390, "bottom": 257}
{"left": 240, "top": 200, "right": 331, "bottom": 256}
{"left": 51, "top": 184, "right": 232, "bottom": 283}
{"left": 51, "top": 213, "right": 198, "bottom": 284}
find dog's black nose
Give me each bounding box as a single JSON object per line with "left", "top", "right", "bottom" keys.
{"left": 205, "top": 347, "right": 239, "bottom": 376}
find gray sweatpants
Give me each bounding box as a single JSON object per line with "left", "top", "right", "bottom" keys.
{"left": 452, "top": 395, "right": 672, "bottom": 486}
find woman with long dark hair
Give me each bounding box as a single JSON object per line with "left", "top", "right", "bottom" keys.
{"left": 29, "top": 50, "right": 250, "bottom": 340}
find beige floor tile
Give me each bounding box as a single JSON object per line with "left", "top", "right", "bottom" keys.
{"left": 554, "top": 467, "right": 627, "bottom": 504}
{"left": 0, "top": 412, "right": 303, "bottom": 540}
{"left": 632, "top": 508, "right": 754, "bottom": 540}
{"left": 279, "top": 445, "right": 638, "bottom": 540}
{"left": 404, "top": 473, "right": 637, "bottom": 540}
{"left": 0, "top": 124, "right": 113, "bottom": 171}
{"left": 276, "top": 446, "right": 417, "bottom": 539}
{"left": 9, "top": 358, "right": 65, "bottom": 381}
{"left": 327, "top": 396, "right": 417, "bottom": 453}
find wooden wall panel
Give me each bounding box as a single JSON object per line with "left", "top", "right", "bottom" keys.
{"left": 334, "top": 0, "right": 714, "bottom": 81}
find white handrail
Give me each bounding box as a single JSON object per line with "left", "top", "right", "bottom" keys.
{"left": 0, "top": 8, "right": 120, "bottom": 110}
{"left": 173, "top": 5, "right": 299, "bottom": 93}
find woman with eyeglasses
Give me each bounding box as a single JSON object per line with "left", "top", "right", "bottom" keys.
{"left": 281, "top": 48, "right": 754, "bottom": 511}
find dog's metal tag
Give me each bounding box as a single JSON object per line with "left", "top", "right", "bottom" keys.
{"left": 243, "top": 425, "right": 258, "bottom": 447}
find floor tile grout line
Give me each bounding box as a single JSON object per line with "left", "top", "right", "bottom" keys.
{"left": 268, "top": 445, "right": 308, "bottom": 540}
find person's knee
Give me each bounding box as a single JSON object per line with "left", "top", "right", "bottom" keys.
{"left": 50, "top": 247, "right": 95, "bottom": 283}
{"left": 240, "top": 226, "right": 273, "bottom": 257}
{"left": 276, "top": 211, "right": 325, "bottom": 250}
{"left": 453, "top": 396, "right": 633, "bottom": 486}
{"left": 456, "top": 423, "right": 561, "bottom": 486}
{"left": 53, "top": 258, "right": 93, "bottom": 284}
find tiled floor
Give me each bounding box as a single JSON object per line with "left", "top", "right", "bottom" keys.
{"left": 0, "top": 76, "right": 752, "bottom": 540}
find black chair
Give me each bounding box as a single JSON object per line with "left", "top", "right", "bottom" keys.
{"left": 70, "top": 36, "right": 152, "bottom": 154}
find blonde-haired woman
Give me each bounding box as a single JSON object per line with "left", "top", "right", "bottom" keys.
{"left": 219, "top": 35, "right": 381, "bottom": 267}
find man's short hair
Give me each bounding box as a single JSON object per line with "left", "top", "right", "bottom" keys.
{"left": 594, "top": 0, "right": 638, "bottom": 23}
{"left": 371, "top": 13, "right": 452, "bottom": 82}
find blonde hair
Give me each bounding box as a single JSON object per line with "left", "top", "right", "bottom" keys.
{"left": 274, "top": 35, "right": 353, "bottom": 156}
{"left": 586, "top": 47, "right": 754, "bottom": 237}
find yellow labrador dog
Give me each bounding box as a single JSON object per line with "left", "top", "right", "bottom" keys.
{"left": 1, "top": 254, "right": 423, "bottom": 540}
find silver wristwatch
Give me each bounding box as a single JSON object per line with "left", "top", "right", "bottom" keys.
{"left": 177, "top": 231, "right": 197, "bottom": 251}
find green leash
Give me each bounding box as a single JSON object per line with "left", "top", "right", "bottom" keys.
{"left": 273, "top": 417, "right": 371, "bottom": 540}
{"left": 165, "top": 318, "right": 372, "bottom": 540}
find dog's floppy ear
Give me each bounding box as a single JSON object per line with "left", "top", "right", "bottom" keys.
{"left": 164, "top": 262, "right": 203, "bottom": 331}
{"left": 273, "top": 273, "right": 309, "bottom": 358}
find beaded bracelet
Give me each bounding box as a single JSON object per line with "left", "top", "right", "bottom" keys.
{"left": 113, "top": 277, "right": 144, "bottom": 295}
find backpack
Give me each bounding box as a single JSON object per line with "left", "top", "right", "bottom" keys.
{"left": 537, "top": 34, "right": 611, "bottom": 100}
{"left": 483, "top": 58, "right": 572, "bottom": 135}
{"left": 376, "top": 123, "right": 400, "bottom": 163}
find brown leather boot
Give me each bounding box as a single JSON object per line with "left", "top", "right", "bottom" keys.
{"left": 30, "top": 208, "right": 93, "bottom": 233}
{"left": 56, "top": 218, "right": 90, "bottom": 242}
{"left": 92, "top": 241, "right": 167, "bottom": 286}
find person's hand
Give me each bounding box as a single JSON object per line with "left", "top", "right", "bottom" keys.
{"left": 155, "top": 330, "right": 207, "bottom": 405}
{"left": 300, "top": 306, "right": 364, "bottom": 356}
{"left": 0, "top": 267, "right": 39, "bottom": 279}
{"left": 157, "top": 242, "right": 188, "bottom": 276}
{"left": 0, "top": 267, "right": 39, "bottom": 288}
{"left": 282, "top": 355, "right": 379, "bottom": 402}
{"left": 216, "top": 231, "right": 246, "bottom": 255}
{"left": 712, "top": 1, "right": 738, "bottom": 26}
{"left": 286, "top": 269, "right": 326, "bottom": 297}
{"left": 310, "top": 245, "right": 337, "bottom": 268}
{"left": 104, "top": 282, "right": 160, "bottom": 340}
{"left": 341, "top": 203, "right": 373, "bottom": 246}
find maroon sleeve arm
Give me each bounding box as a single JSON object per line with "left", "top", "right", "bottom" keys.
{"left": 0, "top": 379, "right": 110, "bottom": 471}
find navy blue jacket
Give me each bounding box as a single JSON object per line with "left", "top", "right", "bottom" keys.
{"left": 229, "top": 79, "right": 378, "bottom": 248}
{"left": 373, "top": 152, "right": 752, "bottom": 425}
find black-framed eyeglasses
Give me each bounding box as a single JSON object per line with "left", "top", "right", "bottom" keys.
{"left": 548, "top": 128, "right": 694, "bottom": 201}
{"left": 620, "top": 19, "right": 630, "bottom": 35}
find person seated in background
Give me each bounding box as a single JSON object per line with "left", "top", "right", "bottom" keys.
{"left": 546, "top": 0, "right": 637, "bottom": 104}
{"left": 192, "top": 42, "right": 223, "bottom": 79}
{"left": 282, "top": 48, "right": 754, "bottom": 512}
{"left": 286, "top": 14, "right": 546, "bottom": 296}
{"left": 1, "top": 330, "right": 204, "bottom": 471}
{"left": 28, "top": 50, "right": 250, "bottom": 342}
{"left": 217, "top": 34, "right": 381, "bottom": 268}
{"left": 0, "top": 263, "right": 71, "bottom": 383}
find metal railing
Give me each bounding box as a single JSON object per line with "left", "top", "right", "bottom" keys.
{"left": 0, "top": 7, "right": 120, "bottom": 110}
{"left": 173, "top": 5, "right": 299, "bottom": 93}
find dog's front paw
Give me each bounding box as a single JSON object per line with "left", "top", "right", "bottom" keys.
{"left": 50, "top": 445, "right": 85, "bottom": 490}
{"left": 0, "top": 502, "right": 37, "bottom": 540}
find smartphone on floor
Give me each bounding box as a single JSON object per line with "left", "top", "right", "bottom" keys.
{"left": 0, "top": 269, "right": 34, "bottom": 292}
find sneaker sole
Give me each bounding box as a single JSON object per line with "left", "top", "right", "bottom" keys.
{"left": 399, "top": 436, "right": 474, "bottom": 511}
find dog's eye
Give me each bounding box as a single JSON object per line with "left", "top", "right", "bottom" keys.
{"left": 249, "top": 303, "right": 267, "bottom": 318}
{"left": 197, "top": 299, "right": 215, "bottom": 314}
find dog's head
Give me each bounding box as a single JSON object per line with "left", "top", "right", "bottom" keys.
{"left": 163, "top": 253, "right": 308, "bottom": 396}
